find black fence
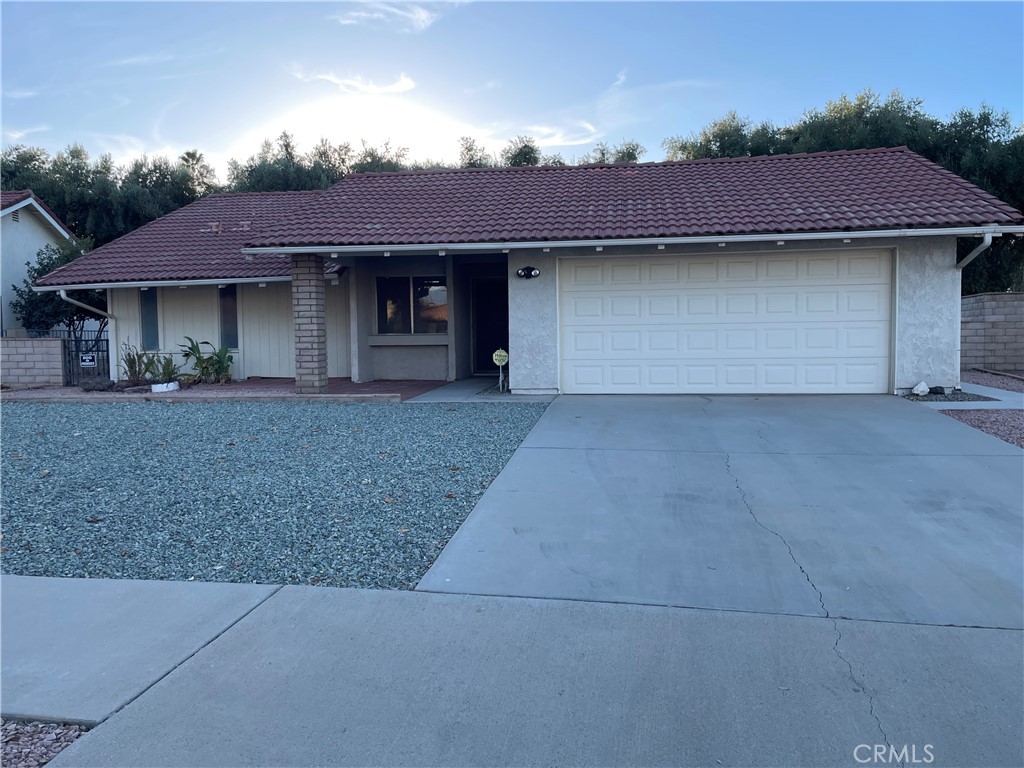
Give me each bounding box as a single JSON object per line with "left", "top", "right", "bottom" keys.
{"left": 25, "top": 329, "right": 110, "bottom": 386}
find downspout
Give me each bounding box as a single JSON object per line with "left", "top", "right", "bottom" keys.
{"left": 58, "top": 290, "right": 118, "bottom": 381}
{"left": 58, "top": 290, "right": 115, "bottom": 319}
{"left": 956, "top": 233, "right": 993, "bottom": 270}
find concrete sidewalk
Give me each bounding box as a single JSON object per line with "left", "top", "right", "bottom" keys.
{"left": 1, "top": 576, "right": 278, "bottom": 724}
{"left": 19, "top": 583, "right": 1016, "bottom": 768}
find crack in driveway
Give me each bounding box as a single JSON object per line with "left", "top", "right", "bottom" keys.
{"left": 722, "top": 450, "right": 899, "bottom": 763}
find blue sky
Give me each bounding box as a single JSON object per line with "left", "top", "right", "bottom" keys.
{"left": 2, "top": 2, "right": 1022, "bottom": 180}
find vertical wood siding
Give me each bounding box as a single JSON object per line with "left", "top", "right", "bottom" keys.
{"left": 239, "top": 282, "right": 295, "bottom": 378}
{"left": 326, "top": 276, "right": 351, "bottom": 377}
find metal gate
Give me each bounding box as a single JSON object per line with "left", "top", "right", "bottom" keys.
{"left": 61, "top": 334, "right": 109, "bottom": 386}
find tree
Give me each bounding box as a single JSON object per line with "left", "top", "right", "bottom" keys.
{"left": 458, "top": 137, "right": 492, "bottom": 168}
{"left": 660, "top": 90, "right": 1024, "bottom": 292}
{"left": 500, "top": 136, "right": 541, "bottom": 167}
{"left": 580, "top": 139, "right": 646, "bottom": 165}
{"left": 350, "top": 140, "right": 408, "bottom": 174}
{"left": 9, "top": 237, "right": 107, "bottom": 342}
{"left": 179, "top": 150, "right": 220, "bottom": 198}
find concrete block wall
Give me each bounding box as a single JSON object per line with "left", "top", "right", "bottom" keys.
{"left": 0, "top": 337, "right": 64, "bottom": 388}
{"left": 961, "top": 293, "right": 1024, "bottom": 373}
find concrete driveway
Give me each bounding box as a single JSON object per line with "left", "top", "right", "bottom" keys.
{"left": 419, "top": 395, "right": 1024, "bottom": 629}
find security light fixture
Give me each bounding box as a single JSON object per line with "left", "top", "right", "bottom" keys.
{"left": 516, "top": 266, "right": 540, "bottom": 279}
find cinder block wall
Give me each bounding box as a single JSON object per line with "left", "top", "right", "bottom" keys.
{"left": 961, "top": 293, "right": 1024, "bottom": 374}
{"left": 0, "top": 337, "right": 64, "bottom": 388}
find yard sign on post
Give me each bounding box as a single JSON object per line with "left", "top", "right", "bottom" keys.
{"left": 493, "top": 348, "right": 509, "bottom": 393}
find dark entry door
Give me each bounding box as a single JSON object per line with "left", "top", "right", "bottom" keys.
{"left": 472, "top": 277, "right": 509, "bottom": 373}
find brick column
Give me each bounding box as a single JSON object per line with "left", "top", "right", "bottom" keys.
{"left": 292, "top": 254, "right": 328, "bottom": 394}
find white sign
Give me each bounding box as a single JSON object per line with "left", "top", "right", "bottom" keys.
{"left": 79, "top": 353, "right": 97, "bottom": 368}
{"left": 492, "top": 348, "right": 509, "bottom": 367}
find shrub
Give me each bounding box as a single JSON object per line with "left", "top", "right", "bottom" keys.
{"left": 179, "top": 336, "right": 233, "bottom": 384}
{"left": 120, "top": 340, "right": 156, "bottom": 385}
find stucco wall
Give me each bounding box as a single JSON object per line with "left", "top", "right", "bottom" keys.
{"left": 1, "top": 209, "right": 64, "bottom": 336}
{"left": 506, "top": 237, "right": 961, "bottom": 394}
{"left": 961, "top": 292, "right": 1024, "bottom": 374}
{"left": 895, "top": 237, "right": 960, "bottom": 389}
{"left": 0, "top": 337, "right": 64, "bottom": 388}
{"left": 508, "top": 252, "right": 559, "bottom": 394}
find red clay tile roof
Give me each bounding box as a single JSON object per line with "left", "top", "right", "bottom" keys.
{"left": 35, "top": 191, "right": 325, "bottom": 288}
{"left": 247, "top": 147, "right": 1024, "bottom": 248}
{"left": 2, "top": 189, "right": 74, "bottom": 238}
{"left": 1, "top": 190, "right": 33, "bottom": 209}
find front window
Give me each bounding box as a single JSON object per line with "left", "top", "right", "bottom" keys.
{"left": 219, "top": 285, "right": 238, "bottom": 349}
{"left": 140, "top": 289, "right": 159, "bottom": 350}
{"left": 376, "top": 276, "right": 448, "bottom": 334}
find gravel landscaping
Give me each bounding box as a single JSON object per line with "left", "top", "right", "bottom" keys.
{"left": 902, "top": 389, "right": 994, "bottom": 402}
{"left": 1, "top": 719, "right": 85, "bottom": 768}
{"left": 0, "top": 401, "right": 547, "bottom": 588}
{"left": 961, "top": 370, "right": 1024, "bottom": 394}
{"left": 940, "top": 409, "right": 1024, "bottom": 449}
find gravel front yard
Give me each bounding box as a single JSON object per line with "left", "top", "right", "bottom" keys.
{"left": 940, "top": 409, "right": 1024, "bottom": 449}
{"left": 1, "top": 719, "right": 85, "bottom": 768}
{"left": 1, "top": 401, "right": 546, "bottom": 588}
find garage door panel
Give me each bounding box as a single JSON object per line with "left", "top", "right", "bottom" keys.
{"left": 560, "top": 255, "right": 889, "bottom": 290}
{"left": 559, "top": 251, "right": 891, "bottom": 394}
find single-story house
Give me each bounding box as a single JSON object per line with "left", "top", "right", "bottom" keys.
{"left": 35, "top": 146, "right": 1024, "bottom": 395}
{"left": 2, "top": 189, "right": 75, "bottom": 336}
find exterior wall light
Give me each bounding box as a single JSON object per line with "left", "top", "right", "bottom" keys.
{"left": 516, "top": 266, "right": 540, "bottom": 279}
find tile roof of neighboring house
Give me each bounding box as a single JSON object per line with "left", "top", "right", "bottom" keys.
{"left": 1, "top": 189, "right": 75, "bottom": 238}
{"left": 35, "top": 191, "right": 326, "bottom": 288}
{"left": 246, "top": 147, "right": 1024, "bottom": 249}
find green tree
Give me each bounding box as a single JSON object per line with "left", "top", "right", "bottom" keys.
{"left": 9, "top": 237, "right": 107, "bottom": 340}
{"left": 458, "top": 137, "right": 492, "bottom": 168}
{"left": 579, "top": 140, "right": 645, "bottom": 164}
{"left": 501, "top": 136, "right": 541, "bottom": 167}
{"left": 350, "top": 140, "right": 408, "bottom": 174}
{"left": 661, "top": 90, "right": 1024, "bottom": 292}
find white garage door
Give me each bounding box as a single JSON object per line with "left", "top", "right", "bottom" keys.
{"left": 559, "top": 250, "right": 892, "bottom": 394}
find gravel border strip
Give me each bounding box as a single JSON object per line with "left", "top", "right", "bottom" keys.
{"left": 939, "top": 409, "right": 1024, "bottom": 448}
{"left": 1, "top": 719, "right": 86, "bottom": 768}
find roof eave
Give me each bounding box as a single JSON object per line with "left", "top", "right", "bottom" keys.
{"left": 33, "top": 275, "right": 294, "bottom": 293}
{"left": 2, "top": 197, "right": 74, "bottom": 240}
{"left": 242, "top": 224, "right": 1024, "bottom": 256}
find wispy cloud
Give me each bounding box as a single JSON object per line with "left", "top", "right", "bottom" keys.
{"left": 330, "top": 3, "right": 456, "bottom": 33}
{"left": 526, "top": 121, "right": 601, "bottom": 148}
{"left": 2, "top": 88, "right": 38, "bottom": 99}
{"left": 611, "top": 69, "right": 627, "bottom": 89}
{"left": 102, "top": 53, "right": 176, "bottom": 68}
{"left": 2, "top": 125, "right": 50, "bottom": 142}
{"left": 464, "top": 79, "right": 499, "bottom": 95}
{"left": 293, "top": 69, "right": 416, "bottom": 95}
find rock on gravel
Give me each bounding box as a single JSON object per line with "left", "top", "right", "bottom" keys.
{"left": 939, "top": 409, "right": 1024, "bottom": 449}
{"left": 0, "top": 401, "right": 547, "bottom": 589}
{"left": 1, "top": 719, "right": 85, "bottom": 768}
{"left": 902, "top": 389, "right": 994, "bottom": 402}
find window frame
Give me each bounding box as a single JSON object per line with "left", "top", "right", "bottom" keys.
{"left": 139, "top": 288, "right": 160, "bottom": 351}
{"left": 218, "top": 284, "right": 239, "bottom": 350}
{"left": 375, "top": 275, "right": 448, "bottom": 335}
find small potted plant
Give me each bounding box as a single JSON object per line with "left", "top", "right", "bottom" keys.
{"left": 151, "top": 355, "right": 181, "bottom": 393}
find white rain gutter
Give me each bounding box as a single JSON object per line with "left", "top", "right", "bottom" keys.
{"left": 955, "top": 233, "right": 994, "bottom": 270}
{"left": 241, "top": 224, "right": 1024, "bottom": 256}
{"left": 34, "top": 275, "right": 292, "bottom": 293}
{"left": 58, "top": 290, "right": 115, "bottom": 319}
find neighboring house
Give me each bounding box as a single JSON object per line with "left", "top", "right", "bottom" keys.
{"left": 35, "top": 147, "right": 1024, "bottom": 394}
{"left": 1, "top": 189, "right": 74, "bottom": 337}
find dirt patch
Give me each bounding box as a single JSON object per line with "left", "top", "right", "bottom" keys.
{"left": 961, "top": 370, "right": 1024, "bottom": 395}
{"left": 939, "top": 409, "right": 1024, "bottom": 449}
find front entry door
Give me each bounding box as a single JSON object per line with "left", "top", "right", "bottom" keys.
{"left": 472, "top": 277, "right": 509, "bottom": 374}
